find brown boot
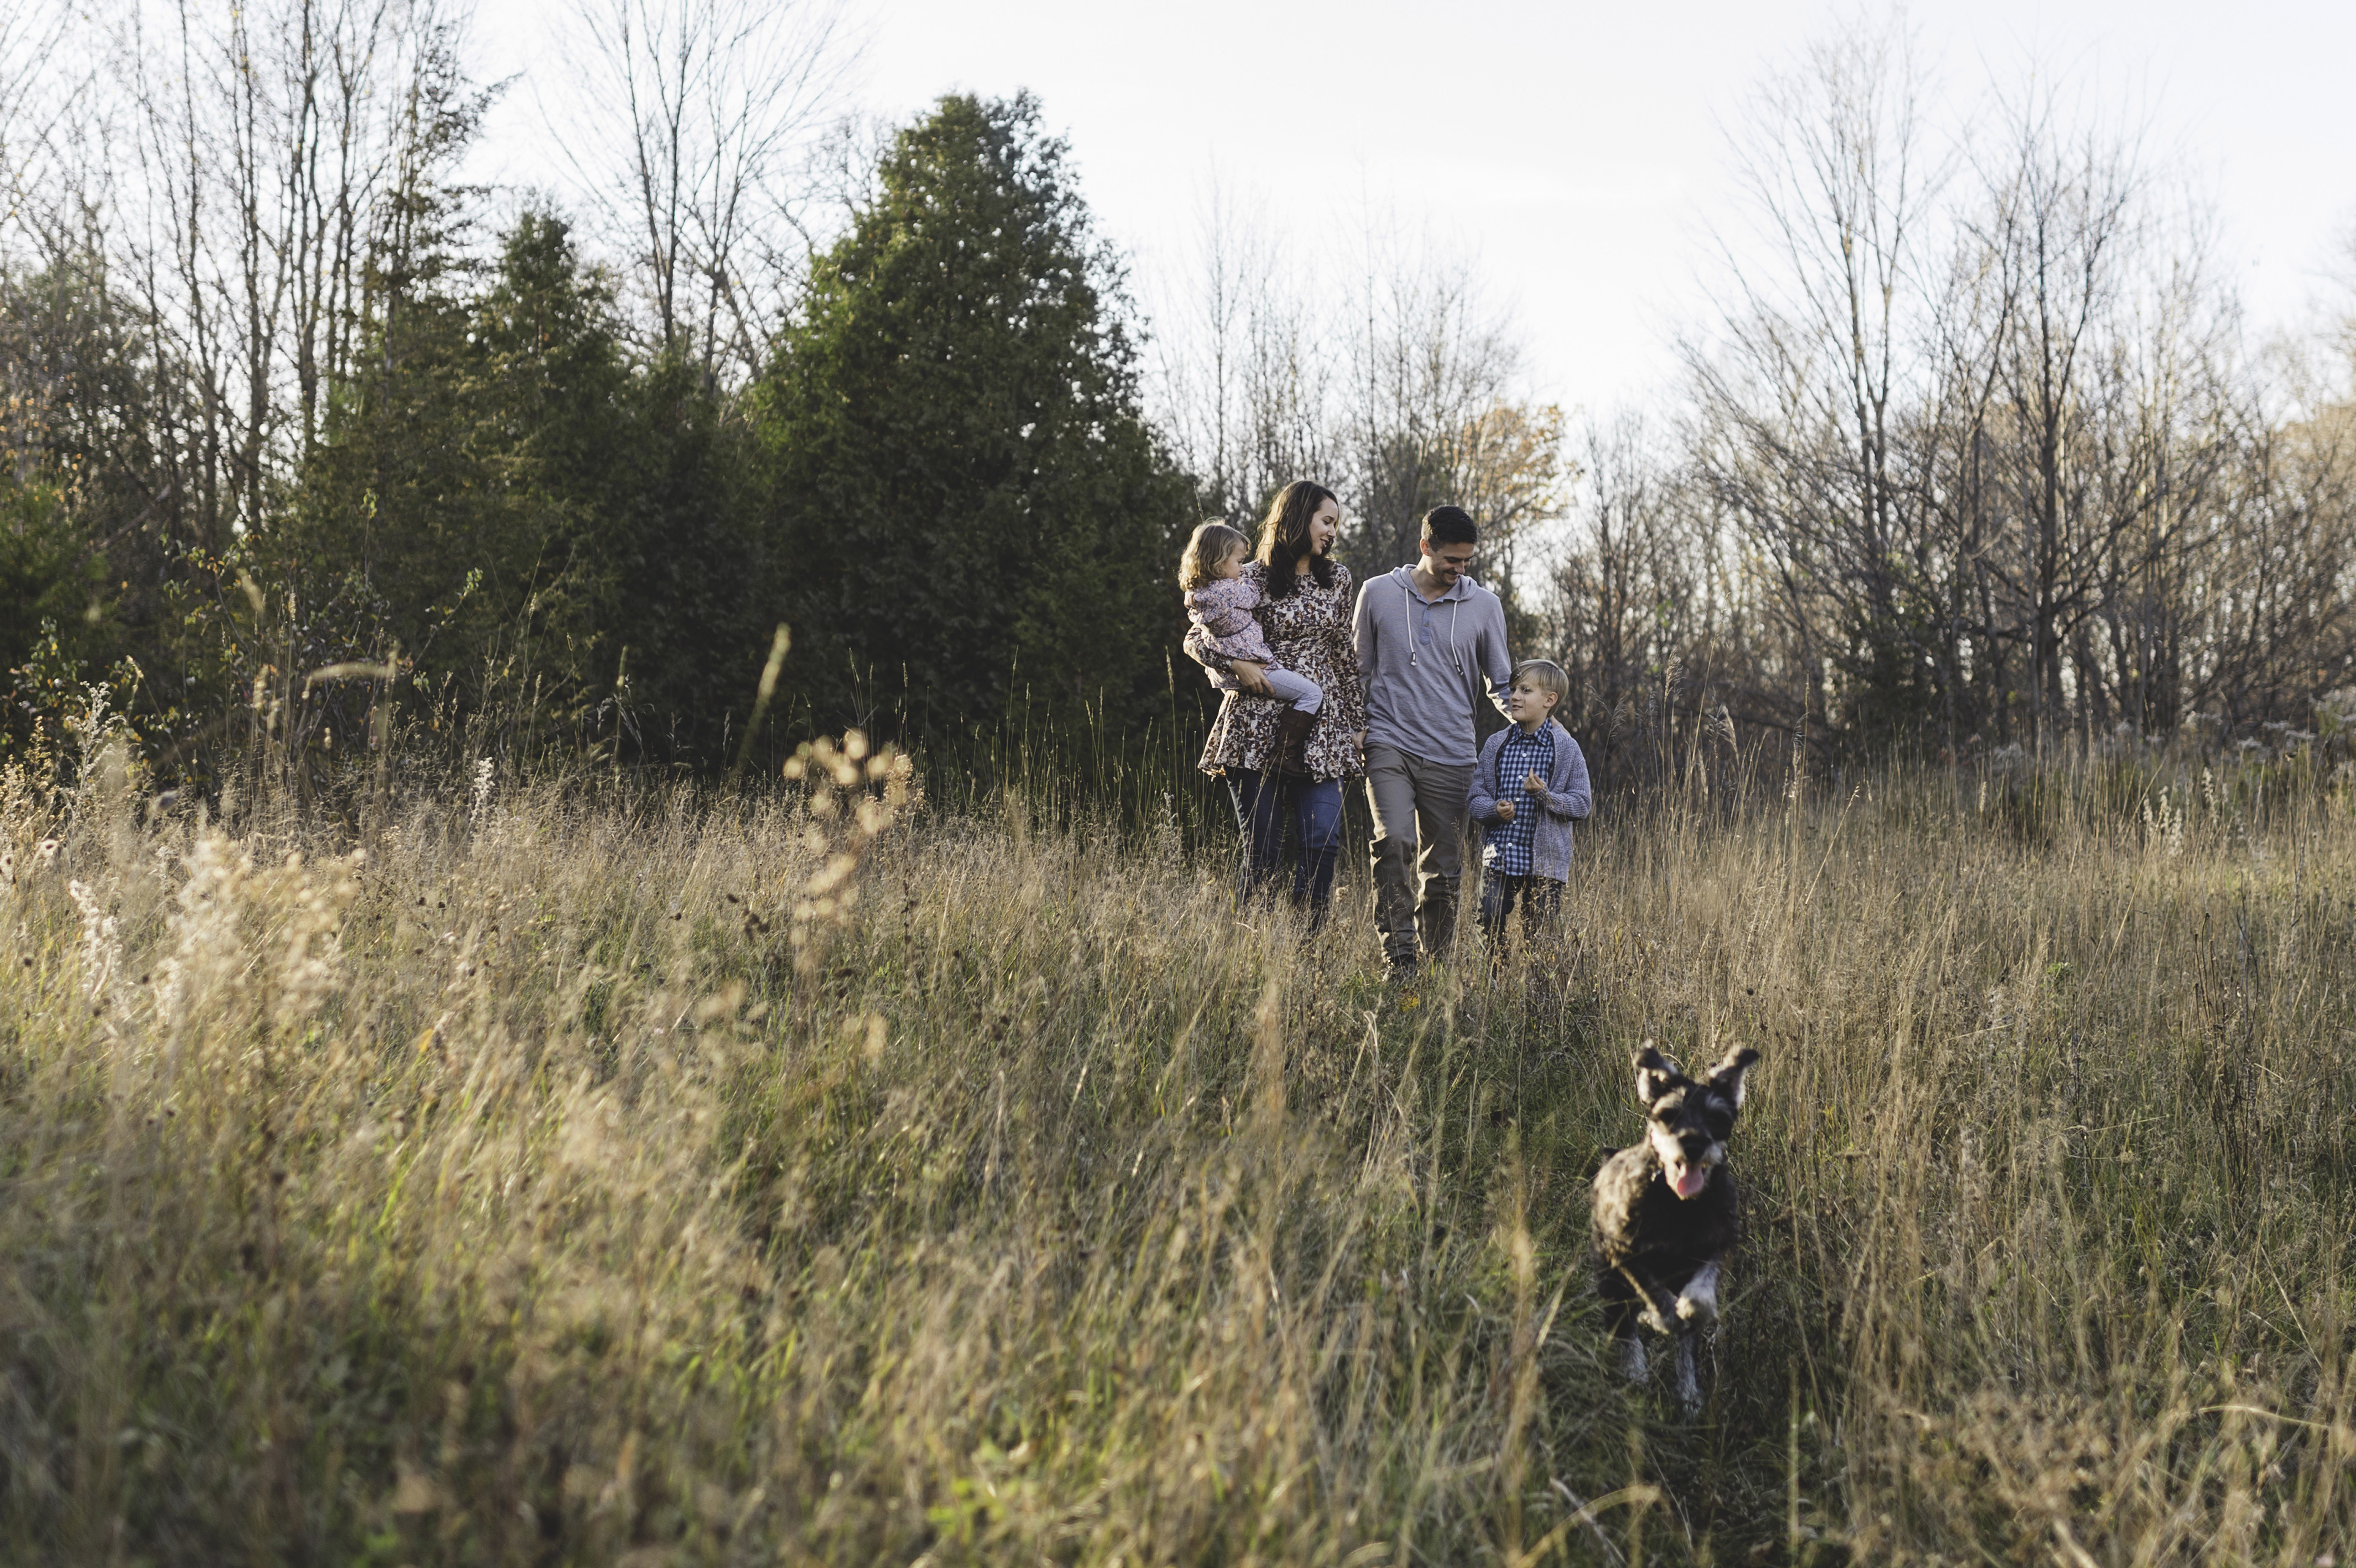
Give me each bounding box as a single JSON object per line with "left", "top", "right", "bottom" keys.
{"left": 1272, "top": 706, "right": 1318, "bottom": 778}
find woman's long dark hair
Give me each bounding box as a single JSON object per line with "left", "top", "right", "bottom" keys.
{"left": 1256, "top": 480, "right": 1338, "bottom": 601}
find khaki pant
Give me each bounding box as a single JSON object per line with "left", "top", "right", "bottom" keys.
{"left": 1364, "top": 742, "right": 1475, "bottom": 967}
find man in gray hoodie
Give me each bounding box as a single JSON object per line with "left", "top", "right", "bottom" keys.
{"left": 1352, "top": 506, "right": 1514, "bottom": 976}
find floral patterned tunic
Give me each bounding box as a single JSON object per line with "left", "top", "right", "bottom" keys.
{"left": 1187, "top": 560, "right": 1370, "bottom": 782}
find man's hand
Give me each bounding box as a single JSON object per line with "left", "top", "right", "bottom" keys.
{"left": 1231, "top": 660, "right": 1272, "bottom": 697}
{"left": 1494, "top": 799, "right": 1516, "bottom": 822}
{"left": 1523, "top": 771, "right": 1547, "bottom": 796}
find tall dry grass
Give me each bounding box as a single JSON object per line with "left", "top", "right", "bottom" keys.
{"left": 1, "top": 742, "right": 2351, "bottom": 1564}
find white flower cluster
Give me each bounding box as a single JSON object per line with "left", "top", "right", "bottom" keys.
{"left": 66, "top": 879, "right": 122, "bottom": 999}
{"left": 470, "top": 757, "right": 498, "bottom": 828}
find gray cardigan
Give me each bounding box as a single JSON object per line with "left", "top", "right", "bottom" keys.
{"left": 1467, "top": 718, "right": 1592, "bottom": 881}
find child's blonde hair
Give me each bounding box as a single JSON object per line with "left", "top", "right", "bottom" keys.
{"left": 1179, "top": 521, "right": 1252, "bottom": 591}
{"left": 1512, "top": 658, "right": 1571, "bottom": 711}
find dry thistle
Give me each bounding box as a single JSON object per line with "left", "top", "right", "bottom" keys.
{"left": 781, "top": 732, "right": 917, "bottom": 972}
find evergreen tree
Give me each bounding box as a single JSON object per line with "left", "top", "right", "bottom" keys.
{"left": 756, "top": 92, "right": 1192, "bottom": 737}
{"left": 287, "top": 208, "right": 764, "bottom": 766}
{"left": 288, "top": 212, "right": 616, "bottom": 732}
{"left": 598, "top": 353, "right": 768, "bottom": 766}
{"left": 1, "top": 256, "right": 178, "bottom": 759}
{"left": 0, "top": 472, "right": 119, "bottom": 759}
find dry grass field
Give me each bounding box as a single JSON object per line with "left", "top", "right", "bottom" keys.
{"left": 2, "top": 740, "right": 2352, "bottom": 1564}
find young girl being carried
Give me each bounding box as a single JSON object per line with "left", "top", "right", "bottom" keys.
{"left": 1179, "top": 521, "right": 1321, "bottom": 776}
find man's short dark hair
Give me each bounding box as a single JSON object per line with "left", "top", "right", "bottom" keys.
{"left": 1421, "top": 506, "right": 1478, "bottom": 547}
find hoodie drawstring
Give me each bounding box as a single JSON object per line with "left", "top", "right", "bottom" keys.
{"left": 1404, "top": 573, "right": 1465, "bottom": 677}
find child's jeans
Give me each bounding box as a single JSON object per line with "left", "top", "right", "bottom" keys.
{"left": 1209, "top": 664, "right": 1322, "bottom": 713}
{"left": 1478, "top": 873, "right": 1563, "bottom": 957}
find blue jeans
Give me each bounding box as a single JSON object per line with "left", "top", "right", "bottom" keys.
{"left": 1227, "top": 769, "right": 1344, "bottom": 921}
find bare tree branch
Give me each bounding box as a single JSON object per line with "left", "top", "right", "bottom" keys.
{"left": 542, "top": 0, "right": 862, "bottom": 383}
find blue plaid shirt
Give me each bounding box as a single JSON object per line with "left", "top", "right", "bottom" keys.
{"left": 1483, "top": 726, "right": 1554, "bottom": 876}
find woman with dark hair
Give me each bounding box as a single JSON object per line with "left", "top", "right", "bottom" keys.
{"left": 1184, "top": 480, "right": 1369, "bottom": 924}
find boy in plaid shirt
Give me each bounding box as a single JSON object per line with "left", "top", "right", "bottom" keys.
{"left": 1467, "top": 660, "right": 1591, "bottom": 956}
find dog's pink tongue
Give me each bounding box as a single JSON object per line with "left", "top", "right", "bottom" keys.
{"left": 1672, "top": 1165, "right": 1708, "bottom": 1199}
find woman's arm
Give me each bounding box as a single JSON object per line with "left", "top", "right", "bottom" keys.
{"left": 1197, "top": 634, "right": 1274, "bottom": 695}
{"left": 1183, "top": 625, "right": 1273, "bottom": 694}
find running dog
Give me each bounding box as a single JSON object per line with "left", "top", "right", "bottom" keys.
{"left": 1590, "top": 1042, "right": 1760, "bottom": 1414}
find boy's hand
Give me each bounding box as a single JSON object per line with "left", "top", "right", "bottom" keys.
{"left": 1494, "top": 799, "right": 1515, "bottom": 822}
{"left": 1523, "top": 771, "right": 1547, "bottom": 796}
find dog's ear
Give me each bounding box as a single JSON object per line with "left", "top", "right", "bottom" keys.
{"left": 1705, "top": 1045, "right": 1761, "bottom": 1109}
{"left": 1633, "top": 1044, "right": 1679, "bottom": 1105}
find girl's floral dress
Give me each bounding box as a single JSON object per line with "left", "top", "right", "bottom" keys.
{"left": 1192, "top": 561, "right": 1369, "bottom": 783}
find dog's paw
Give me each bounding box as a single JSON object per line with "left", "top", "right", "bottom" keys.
{"left": 1674, "top": 1263, "right": 1722, "bottom": 1324}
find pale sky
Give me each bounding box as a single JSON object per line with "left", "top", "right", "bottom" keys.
{"left": 475, "top": 0, "right": 2356, "bottom": 416}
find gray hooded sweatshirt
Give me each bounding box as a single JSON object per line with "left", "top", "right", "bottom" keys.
{"left": 1352, "top": 565, "right": 1514, "bottom": 766}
